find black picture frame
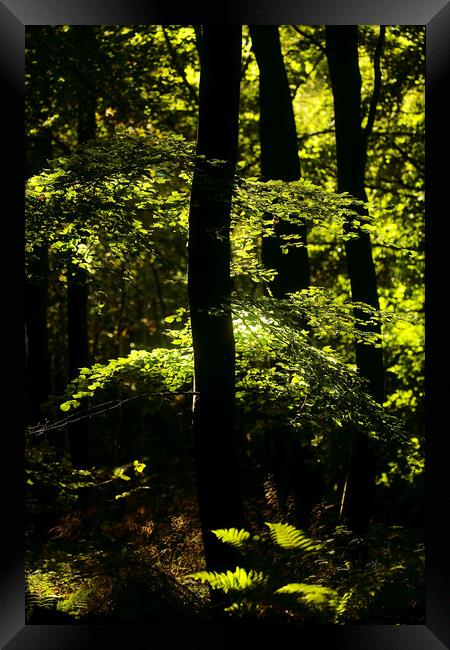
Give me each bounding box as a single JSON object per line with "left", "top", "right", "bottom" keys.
{"left": 1, "top": 1, "right": 449, "bottom": 647}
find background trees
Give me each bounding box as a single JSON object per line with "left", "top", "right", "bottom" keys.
{"left": 25, "top": 25, "right": 425, "bottom": 625}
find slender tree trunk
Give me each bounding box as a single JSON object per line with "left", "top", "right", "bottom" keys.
{"left": 67, "top": 265, "right": 90, "bottom": 467}
{"left": 188, "top": 26, "right": 245, "bottom": 573}
{"left": 68, "top": 26, "right": 97, "bottom": 468}
{"left": 25, "top": 128, "right": 52, "bottom": 424}
{"left": 251, "top": 26, "right": 316, "bottom": 525}
{"left": 25, "top": 246, "right": 50, "bottom": 423}
{"left": 325, "top": 26, "right": 384, "bottom": 539}
{"left": 250, "top": 25, "right": 310, "bottom": 296}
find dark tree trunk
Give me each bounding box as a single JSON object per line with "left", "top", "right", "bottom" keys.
{"left": 25, "top": 246, "right": 50, "bottom": 424}
{"left": 68, "top": 26, "right": 97, "bottom": 468}
{"left": 25, "top": 128, "right": 52, "bottom": 424}
{"left": 250, "top": 25, "right": 310, "bottom": 296}
{"left": 250, "top": 26, "right": 315, "bottom": 526}
{"left": 67, "top": 265, "right": 90, "bottom": 467}
{"left": 325, "top": 26, "right": 384, "bottom": 539}
{"left": 188, "top": 26, "right": 245, "bottom": 573}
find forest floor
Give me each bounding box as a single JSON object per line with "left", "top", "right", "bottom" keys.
{"left": 25, "top": 442, "right": 425, "bottom": 625}
{"left": 26, "top": 457, "right": 214, "bottom": 623}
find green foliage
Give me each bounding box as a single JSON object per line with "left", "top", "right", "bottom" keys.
{"left": 56, "top": 585, "right": 95, "bottom": 618}
{"left": 26, "top": 129, "right": 415, "bottom": 287}
{"left": 266, "top": 522, "right": 323, "bottom": 552}
{"left": 26, "top": 444, "right": 96, "bottom": 513}
{"left": 189, "top": 567, "right": 268, "bottom": 594}
{"left": 275, "top": 583, "right": 337, "bottom": 608}
{"left": 26, "top": 26, "right": 200, "bottom": 153}
{"left": 187, "top": 523, "right": 407, "bottom": 623}
{"left": 59, "top": 346, "right": 193, "bottom": 403}
{"left": 25, "top": 132, "right": 193, "bottom": 278}
{"left": 25, "top": 119, "right": 423, "bottom": 466}
{"left": 25, "top": 444, "right": 151, "bottom": 536}
{"left": 213, "top": 528, "right": 252, "bottom": 549}
{"left": 26, "top": 560, "right": 103, "bottom": 621}
{"left": 26, "top": 570, "right": 60, "bottom": 620}
{"left": 52, "top": 299, "right": 413, "bottom": 461}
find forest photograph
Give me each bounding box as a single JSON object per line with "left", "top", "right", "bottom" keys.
{"left": 25, "top": 24, "right": 425, "bottom": 626}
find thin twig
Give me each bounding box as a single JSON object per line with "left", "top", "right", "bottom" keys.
{"left": 26, "top": 391, "right": 198, "bottom": 438}
{"left": 290, "top": 25, "right": 326, "bottom": 54}
{"left": 297, "top": 128, "right": 334, "bottom": 144}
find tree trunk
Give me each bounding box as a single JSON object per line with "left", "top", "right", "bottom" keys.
{"left": 325, "top": 26, "right": 384, "bottom": 539}
{"left": 250, "top": 25, "right": 310, "bottom": 296}
{"left": 188, "top": 25, "right": 245, "bottom": 573}
{"left": 251, "top": 26, "right": 315, "bottom": 525}
{"left": 25, "top": 246, "right": 50, "bottom": 424}
{"left": 67, "top": 265, "right": 90, "bottom": 467}
{"left": 68, "top": 26, "right": 97, "bottom": 468}
{"left": 25, "top": 128, "right": 52, "bottom": 425}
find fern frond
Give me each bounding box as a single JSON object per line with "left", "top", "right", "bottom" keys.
{"left": 57, "top": 586, "right": 93, "bottom": 618}
{"left": 334, "top": 564, "right": 405, "bottom": 621}
{"left": 26, "top": 591, "right": 59, "bottom": 621}
{"left": 212, "top": 528, "right": 251, "bottom": 549}
{"left": 187, "top": 567, "right": 268, "bottom": 593}
{"left": 266, "top": 522, "right": 322, "bottom": 552}
{"left": 26, "top": 570, "right": 61, "bottom": 621}
{"left": 334, "top": 589, "right": 353, "bottom": 621}
{"left": 275, "top": 583, "right": 337, "bottom": 608}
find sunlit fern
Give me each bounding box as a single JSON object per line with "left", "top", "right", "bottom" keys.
{"left": 211, "top": 523, "right": 321, "bottom": 554}
{"left": 266, "top": 522, "right": 323, "bottom": 552}
{"left": 185, "top": 524, "right": 406, "bottom": 623}
{"left": 212, "top": 527, "right": 252, "bottom": 549}
{"left": 275, "top": 583, "right": 338, "bottom": 609}
{"left": 56, "top": 585, "right": 95, "bottom": 618}
{"left": 25, "top": 591, "right": 59, "bottom": 622}
{"left": 26, "top": 570, "right": 60, "bottom": 621}
{"left": 187, "top": 567, "right": 268, "bottom": 593}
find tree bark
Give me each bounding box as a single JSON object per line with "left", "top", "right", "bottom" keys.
{"left": 250, "top": 25, "right": 310, "bottom": 296}
{"left": 188, "top": 26, "right": 245, "bottom": 573}
{"left": 68, "top": 26, "right": 97, "bottom": 468}
{"left": 325, "top": 26, "right": 384, "bottom": 539}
